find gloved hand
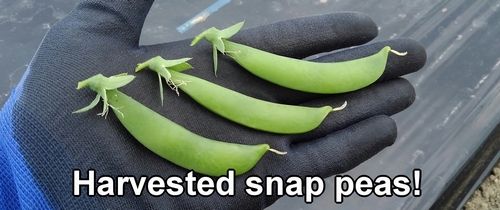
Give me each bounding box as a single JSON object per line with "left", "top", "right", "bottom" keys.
{"left": 0, "top": 0, "right": 426, "bottom": 209}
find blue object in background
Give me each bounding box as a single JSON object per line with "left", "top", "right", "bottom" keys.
{"left": 176, "top": 0, "right": 231, "bottom": 34}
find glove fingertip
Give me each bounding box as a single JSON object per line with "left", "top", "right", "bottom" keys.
{"left": 230, "top": 11, "right": 380, "bottom": 59}
{"left": 281, "top": 115, "right": 397, "bottom": 177}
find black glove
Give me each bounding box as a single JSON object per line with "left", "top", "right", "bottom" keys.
{"left": 0, "top": 0, "right": 426, "bottom": 209}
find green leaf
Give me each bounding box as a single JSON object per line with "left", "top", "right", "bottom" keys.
{"left": 76, "top": 74, "right": 103, "bottom": 89}
{"left": 136, "top": 56, "right": 160, "bottom": 72}
{"left": 99, "top": 74, "right": 135, "bottom": 90}
{"left": 158, "top": 73, "right": 164, "bottom": 106}
{"left": 190, "top": 22, "right": 244, "bottom": 76}
{"left": 134, "top": 56, "right": 195, "bottom": 104}
{"left": 161, "top": 57, "right": 191, "bottom": 67}
{"left": 213, "top": 45, "right": 218, "bottom": 76}
{"left": 191, "top": 22, "right": 244, "bottom": 46}
{"left": 168, "top": 62, "right": 193, "bottom": 72}
{"left": 110, "top": 73, "right": 129, "bottom": 77}
{"left": 213, "top": 38, "right": 225, "bottom": 54}
{"left": 162, "top": 58, "right": 193, "bottom": 72}
{"left": 139, "top": 56, "right": 193, "bottom": 73}
{"left": 73, "top": 73, "right": 135, "bottom": 115}
{"left": 72, "top": 95, "right": 100, "bottom": 113}
{"left": 96, "top": 88, "right": 108, "bottom": 116}
{"left": 219, "top": 21, "right": 244, "bottom": 39}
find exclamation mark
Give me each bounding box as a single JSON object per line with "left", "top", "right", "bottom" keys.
{"left": 413, "top": 169, "right": 421, "bottom": 197}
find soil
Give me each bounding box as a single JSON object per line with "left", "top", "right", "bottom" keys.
{"left": 463, "top": 163, "right": 500, "bottom": 209}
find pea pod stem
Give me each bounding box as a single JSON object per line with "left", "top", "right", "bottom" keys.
{"left": 73, "top": 73, "right": 286, "bottom": 176}
{"left": 191, "top": 21, "right": 408, "bottom": 94}
{"left": 136, "top": 56, "right": 347, "bottom": 134}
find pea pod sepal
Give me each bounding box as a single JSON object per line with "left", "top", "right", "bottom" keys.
{"left": 72, "top": 73, "right": 134, "bottom": 116}
{"left": 191, "top": 21, "right": 245, "bottom": 75}
{"left": 136, "top": 56, "right": 193, "bottom": 105}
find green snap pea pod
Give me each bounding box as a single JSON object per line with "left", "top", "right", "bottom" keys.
{"left": 135, "top": 56, "right": 347, "bottom": 134}
{"left": 190, "top": 21, "right": 408, "bottom": 94}
{"left": 73, "top": 73, "right": 286, "bottom": 176}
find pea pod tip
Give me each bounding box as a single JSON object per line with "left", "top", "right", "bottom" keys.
{"left": 269, "top": 148, "right": 287, "bottom": 155}
{"left": 389, "top": 49, "right": 408, "bottom": 56}
{"left": 330, "top": 101, "right": 348, "bottom": 113}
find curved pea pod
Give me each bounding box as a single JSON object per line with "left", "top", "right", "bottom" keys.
{"left": 73, "top": 73, "right": 286, "bottom": 177}
{"left": 190, "top": 21, "right": 407, "bottom": 94}
{"left": 135, "top": 56, "right": 347, "bottom": 134}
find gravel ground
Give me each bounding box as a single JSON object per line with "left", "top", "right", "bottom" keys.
{"left": 463, "top": 162, "right": 500, "bottom": 209}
